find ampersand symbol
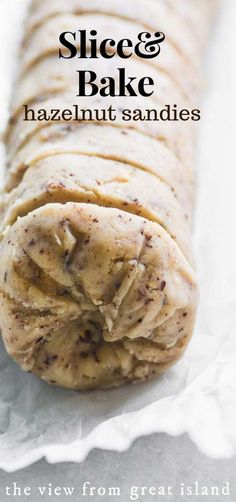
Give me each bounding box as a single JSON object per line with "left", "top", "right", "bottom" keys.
{"left": 135, "top": 32, "right": 165, "bottom": 59}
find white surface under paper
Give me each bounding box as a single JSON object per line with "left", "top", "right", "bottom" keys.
{"left": 0, "top": 0, "right": 236, "bottom": 472}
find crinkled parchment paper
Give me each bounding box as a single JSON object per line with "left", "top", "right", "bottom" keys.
{"left": 0, "top": 0, "right": 236, "bottom": 472}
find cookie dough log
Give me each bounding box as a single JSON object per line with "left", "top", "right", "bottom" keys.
{"left": 0, "top": 0, "right": 216, "bottom": 390}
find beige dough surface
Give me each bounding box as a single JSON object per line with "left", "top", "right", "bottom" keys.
{"left": 1, "top": 154, "right": 192, "bottom": 261}
{"left": 6, "top": 124, "right": 195, "bottom": 212}
{"left": 0, "top": 203, "right": 197, "bottom": 390}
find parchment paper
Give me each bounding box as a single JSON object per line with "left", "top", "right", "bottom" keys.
{"left": 0, "top": 0, "right": 236, "bottom": 472}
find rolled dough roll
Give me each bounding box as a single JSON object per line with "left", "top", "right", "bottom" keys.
{"left": 0, "top": 0, "right": 217, "bottom": 390}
